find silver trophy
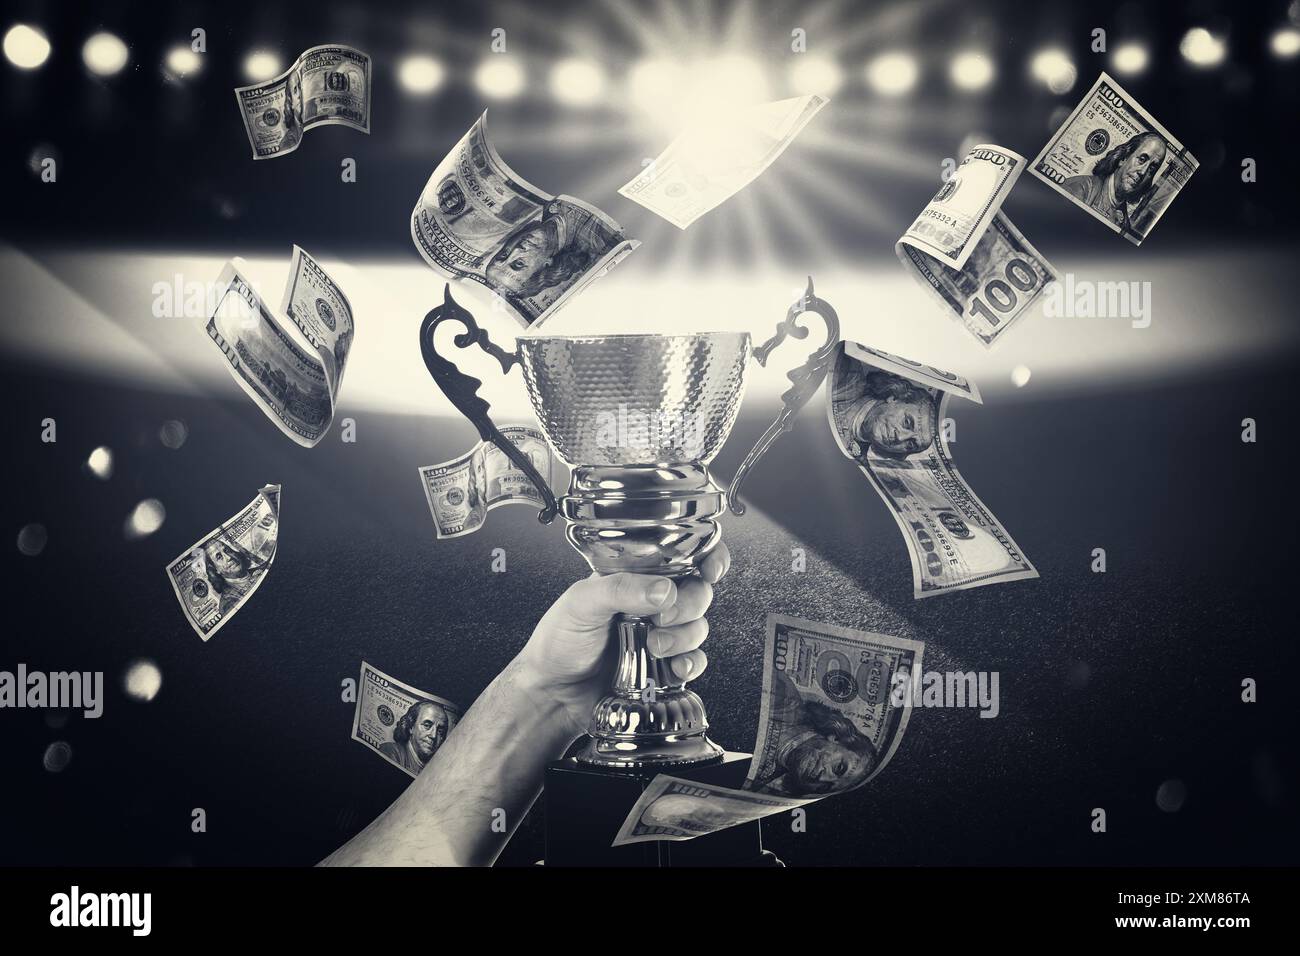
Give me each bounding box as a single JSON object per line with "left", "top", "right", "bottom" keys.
{"left": 420, "top": 279, "right": 839, "bottom": 769}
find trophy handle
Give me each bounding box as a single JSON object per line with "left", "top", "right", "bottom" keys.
{"left": 727, "top": 276, "right": 842, "bottom": 516}
{"left": 419, "top": 285, "right": 558, "bottom": 524}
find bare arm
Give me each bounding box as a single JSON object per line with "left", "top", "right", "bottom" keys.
{"left": 320, "top": 545, "right": 728, "bottom": 867}
{"left": 320, "top": 655, "right": 571, "bottom": 866}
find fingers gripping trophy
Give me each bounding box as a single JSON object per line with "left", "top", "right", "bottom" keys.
{"left": 420, "top": 280, "right": 840, "bottom": 771}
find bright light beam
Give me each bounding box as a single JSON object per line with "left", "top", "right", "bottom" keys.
{"left": 789, "top": 54, "right": 843, "bottom": 96}
{"left": 950, "top": 51, "right": 995, "bottom": 91}
{"left": 1030, "top": 47, "right": 1077, "bottom": 94}
{"left": 1271, "top": 27, "right": 1300, "bottom": 58}
{"left": 243, "top": 50, "right": 282, "bottom": 82}
{"left": 1180, "top": 28, "right": 1227, "bottom": 68}
{"left": 165, "top": 46, "right": 202, "bottom": 77}
{"left": 628, "top": 57, "right": 682, "bottom": 115}
{"left": 550, "top": 58, "right": 605, "bottom": 106}
{"left": 4, "top": 23, "right": 51, "bottom": 69}
{"left": 1111, "top": 41, "right": 1150, "bottom": 76}
{"left": 865, "top": 51, "right": 919, "bottom": 96}
{"left": 475, "top": 57, "right": 525, "bottom": 99}
{"left": 628, "top": 54, "right": 768, "bottom": 133}
{"left": 398, "top": 55, "right": 444, "bottom": 94}
{"left": 83, "top": 32, "right": 129, "bottom": 76}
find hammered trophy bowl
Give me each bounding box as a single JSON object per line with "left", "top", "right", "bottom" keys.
{"left": 419, "top": 280, "right": 840, "bottom": 771}
{"left": 519, "top": 332, "right": 748, "bottom": 767}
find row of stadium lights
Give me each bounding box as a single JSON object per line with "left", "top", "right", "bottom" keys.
{"left": 5, "top": 22, "right": 1300, "bottom": 101}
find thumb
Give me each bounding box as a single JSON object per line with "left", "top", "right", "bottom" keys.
{"left": 558, "top": 573, "right": 677, "bottom": 628}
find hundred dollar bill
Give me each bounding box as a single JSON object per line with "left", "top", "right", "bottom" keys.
{"left": 350, "top": 662, "right": 462, "bottom": 778}
{"left": 618, "top": 93, "right": 829, "bottom": 229}
{"left": 898, "top": 210, "right": 1058, "bottom": 348}
{"left": 411, "top": 112, "right": 638, "bottom": 328}
{"left": 207, "top": 248, "right": 353, "bottom": 446}
{"left": 234, "top": 44, "right": 371, "bottom": 160}
{"left": 418, "top": 425, "right": 561, "bottom": 539}
{"left": 826, "top": 340, "right": 1037, "bottom": 598}
{"left": 839, "top": 342, "right": 982, "bottom": 403}
{"left": 611, "top": 775, "right": 812, "bottom": 847}
{"left": 611, "top": 613, "right": 924, "bottom": 845}
{"left": 1030, "top": 72, "right": 1198, "bottom": 245}
{"left": 897, "top": 144, "right": 1025, "bottom": 273}
{"left": 165, "top": 485, "right": 280, "bottom": 641}
{"left": 745, "top": 614, "right": 924, "bottom": 796}
{"left": 279, "top": 245, "right": 355, "bottom": 394}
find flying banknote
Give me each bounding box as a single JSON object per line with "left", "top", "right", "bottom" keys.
{"left": 234, "top": 44, "right": 371, "bottom": 160}
{"left": 825, "top": 341, "right": 1037, "bottom": 597}
{"left": 410, "top": 112, "right": 638, "bottom": 327}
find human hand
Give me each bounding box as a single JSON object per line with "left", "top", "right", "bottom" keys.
{"left": 514, "top": 543, "right": 731, "bottom": 738}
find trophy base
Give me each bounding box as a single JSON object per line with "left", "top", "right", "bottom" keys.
{"left": 543, "top": 751, "right": 783, "bottom": 867}
{"left": 572, "top": 730, "right": 725, "bottom": 770}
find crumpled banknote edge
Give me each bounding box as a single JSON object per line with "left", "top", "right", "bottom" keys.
{"left": 1028, "top": 71, "right": 1198, "bottom": 247}
{"left": 350, "top": 661, "right": 463, "bottom": 779}
{"left": 164, "top": 484, "right": 281, "bottom": 642}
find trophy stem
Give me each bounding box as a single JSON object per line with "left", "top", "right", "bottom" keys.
{"left": 573, "top": 606, "right": 724, "bottom": 770}
{"left": 612, "top": 613, "right": 679, "bottom": 695}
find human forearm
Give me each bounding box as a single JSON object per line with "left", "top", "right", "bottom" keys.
{"left": 320, "top": 654, "right": 577, "bottom": 866}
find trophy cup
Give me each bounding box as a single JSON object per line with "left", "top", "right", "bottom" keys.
{"left": 420, "top": 279, "right": 839, "bottom": 864}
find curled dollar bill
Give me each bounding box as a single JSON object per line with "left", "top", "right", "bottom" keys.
{"left": 745, "top": 614, "right": 924, "bottom": 797}
{"left": 826, "top": 341, "right": 1037, "bottom": 597}
{"left": 418, "top": 425, "right": 561, "bottom": 539}
{"left": 612, "top": 775, "right": 812, "bottom": 847}
{"left": 612, "top": 614, "right": 924, "bottom": 846}
{"left": 206, "top": 247, "right": 354, "bottom": 447}
{"left": 234, "top": 44, "right": 371, "bottom": 160}
{"left": 410, "top": 112, "right": 638, "bottom": 328}
{"left": 897, "top": 144, "right": 1024, "bottom": 273}
{"left": 165, "top": 485, "right": 280, "bottom": 641}
{"left": 1030, "top": 72, "right": 1198, "bottom": 245}
{"left": 618, "top": 94, "right": 829, "bottom": 229}
{"left": 351, "top": 662, "right": 462, "bottom": 778}
{"left": 898, "top": 208, "right": 1058, "bottom": 348}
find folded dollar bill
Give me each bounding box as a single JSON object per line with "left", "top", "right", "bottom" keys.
{"left": 612, "top": 613, "right": 923, "bottom": 846}
{"left": 897, "top": 142, "right": 1058, "bottom": 348}
{"left": 411, "top": 112, "right": 638, "bottom": 328}
{"left": 898, "top": 210, "right": 1057, "bottom": 348}
{"left": 206, "top": 246, "right": 354, "bottom": 447}
{"left": 165, "top": 485, "right": 280, "bottom": 641}
{"left": 897, "top": 143, "right": 1024, "bottom": 274}
{"left": 619, "top": 93, "right": 829, "bottom": 229}
{"left": 745, "top": 614, "right": 925, "bottom": 796}
{"left": 612, "top": 775, "right": 812, "bottom": 846}
{"left": 826, "top": 341, "right": 1037, "bottom": 598}
{"left": 234, "top": 44, "right": 371, "bottom": 160}
{"left": 351, "top": 662, "right": 462, "bottom": 779}
{"left": 1030, "top": 72, "right": 1198, "bottom": 245}
{"left": 418, "top": 425, "right": 562, "bottom": 539}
